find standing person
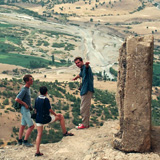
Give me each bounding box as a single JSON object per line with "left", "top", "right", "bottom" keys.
{"left": 34, "top": 86, "right": 74, "bottom": 157}
{"left": 15, "top": 74, "right": 35, "bottom": 147}
{"left": 73, "top": 57, "right": 94, "bottom": 129}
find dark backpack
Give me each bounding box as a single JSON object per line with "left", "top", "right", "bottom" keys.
{"left": 34, "top": 97, "right": 51, "bottom": 124}
{"left": 42, "top": 98, "right": 51, "bottom": 124}
{"left": 14, "top": 101, "right": 22, "bottom": 111}
{"left": 13, "top": 90, "right": 26, "bottom": 111}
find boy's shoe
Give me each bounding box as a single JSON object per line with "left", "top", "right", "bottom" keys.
{"left": 35, "top": 152, "right": 43, "bottom": 157}
{"left": 23, "top": 142, "right": 34, "bottom": 147}
{"left": 63, "top": 131, "right": 74, "bottom": 136}
{"left": 76, "top": 124, "right": 89, "bottom": 129}
{"left": 18, "top": 139, "right": 22, "bottom": 145}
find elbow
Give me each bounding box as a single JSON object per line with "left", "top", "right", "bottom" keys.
{"left": 15, "top": 98, "right": 20, "bottom": 103}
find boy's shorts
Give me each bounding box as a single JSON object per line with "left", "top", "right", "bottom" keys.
{"left": 21, "top": 107, "right": 34, "bottom": 127}
{"left": 36, "top": 115, "right": 55, "bottom": 126}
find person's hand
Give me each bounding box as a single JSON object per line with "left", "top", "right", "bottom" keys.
{"left": 72, "top": 77, "right": 77, "bottom": 81}
{"left": 29, "top": 106, "right": 33, "bottom": 111}
{"left": 85, "top": 62, "right": 90, "bottom": 65}
{"left": 85, "top": 62, "right": 90, "bottom": 68}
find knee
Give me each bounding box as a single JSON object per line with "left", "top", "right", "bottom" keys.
{"left": 60, "top": 114, "right": 64, "bottom": 120}
{"left": 30, "top": 125, "right": 35, "bottom": 130}
{"left": 57, "top": 114, "right": 64, "bottom": 120}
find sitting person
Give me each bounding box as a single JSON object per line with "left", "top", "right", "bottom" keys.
{"left": 34, "top": 86, "right": 74, "bottom": 156}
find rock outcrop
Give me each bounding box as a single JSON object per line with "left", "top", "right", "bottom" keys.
{"left": 113, "top": 35, "right": 154, "bottom": 152}
{"left": 1, "top": 120, "right": 160, "bottom": 160}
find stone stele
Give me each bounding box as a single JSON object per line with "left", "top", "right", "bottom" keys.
{"left": 113, "top": 35, "right": 154, "bottom": 152}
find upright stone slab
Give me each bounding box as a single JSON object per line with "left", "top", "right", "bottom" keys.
{"left": 113, "top": 35, "right": 154, "bottom": 152}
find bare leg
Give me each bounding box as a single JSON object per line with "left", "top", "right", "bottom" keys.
{"left": 19, "top": 125, "right": 25, "bottom": 139}
{"left": 55, "top": 114, "right": 67, "bottom": 134}
{"left": 36, "top": 126, "right": 43, "bottom": 154}
{"left": 24, "top": 125, "right": 35, "bottom": 140}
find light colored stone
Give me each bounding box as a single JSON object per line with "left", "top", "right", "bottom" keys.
{"left": 113, "top": 35, "right": 154, "bottom": 152}
{"left": 1, "top": 120, "right": 160, "bottom": 160}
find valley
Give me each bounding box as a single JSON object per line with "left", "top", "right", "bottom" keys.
{"left": 0, "top": 0, "right": 160, "bottom": 147}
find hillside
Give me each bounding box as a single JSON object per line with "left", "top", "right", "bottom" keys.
{"left": 1, "top": 120, "right": 160, "bottom": 160}
{"left": 0, "top": 78, "right": 117, "bottom": 146}
{"left": 1, "top": 0, "right": 160, "bottom": 151}
{"left": 3, "top": 0, "right": 160, "bottom": 48}
{"left": 0, "top": 76, "right": 160, "bottom": 147}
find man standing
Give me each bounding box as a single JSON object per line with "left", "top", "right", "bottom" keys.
{"left": 73, "top": 57, "right": 94, "bottom": 129}
{"left": 15, "top": 74, "right": 35, "bottom": 147}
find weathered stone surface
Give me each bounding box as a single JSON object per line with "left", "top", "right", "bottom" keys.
{"left": 1, "top": 120, "right": 160, "bottom": 160}
{"left": 113, "top": 35, "right": 154, "bottom": 152}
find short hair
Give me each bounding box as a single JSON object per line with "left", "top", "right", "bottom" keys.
{"left": 23, "top": 74, "right": 32, "bottom": 83}
{"left": 40, "top": 86, "right": 48, "bottom": 95}
{"left": 74, "top": 57, "right": 83, "bottom": 62}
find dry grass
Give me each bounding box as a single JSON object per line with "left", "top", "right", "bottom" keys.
{"left": 23, "top": 0, "right": 160, "bottom": 47}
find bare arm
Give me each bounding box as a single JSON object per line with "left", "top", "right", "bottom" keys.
{"left": 85, "top": 62, "right": 90, "bottom": 68}
{"left": 73, "top": 74, "right": 80, "bottom": 81}
{"left": 15, "top": 98, "right": 29, "bottom": 109}
{"left": 49, "top": 109, "right": 57, "bottom": 116}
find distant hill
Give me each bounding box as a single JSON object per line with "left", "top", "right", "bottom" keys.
{"left": 0, "top": 0, "right": 155, "bottom": 17}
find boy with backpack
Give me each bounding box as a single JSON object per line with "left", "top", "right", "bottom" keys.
{"left": 15, "top": 74, "right": 35, "bottom": 147}
{"left": 34, "top": 86, "right": 74, "bottom": 156}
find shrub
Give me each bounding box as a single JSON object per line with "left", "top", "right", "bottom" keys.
{"left": 7, "top": 141, "right": 17, "bottom": 145}
{"left": 52, "top": 43, "right": 65, "bottom": 48}
{"left": 3, "top": 98, "right": 9, "bottom": 105}
{"left": 110, "top": 67, "right": 117, "bottom": 77}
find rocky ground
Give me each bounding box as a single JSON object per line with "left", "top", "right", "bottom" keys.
{"left": 1, "top": 120, "right": 160, "bottom": 160}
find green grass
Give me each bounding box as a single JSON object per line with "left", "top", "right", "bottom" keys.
{"left": 153, "top": 63, "right": 160, "bottom": 74}
{"left": 0, "top": 42, "right": 23, "bottom": 53}
{"left": 0, "top": 52, "right": 50, "bottom": 68}
{"left": 153, "top": 63, "right": 160, "bottom": 86}
{"left": 0, "top": 52, "right": 72, "bottom": 68}
{"left": 6, "top": 36, "right": 21, "bottom": 45}
{"left": 0, "top": 23, "right": 14, "bottom": 28}
{"left": 154, "top": 49, "right": 160, "bottom": 55}
{"left": 52, "top": 50, "right": 65, "bottom": 54}
{"left": 0, "top": 38, "right": 5, "bottom": 42}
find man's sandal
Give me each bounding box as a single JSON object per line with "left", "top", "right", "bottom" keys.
{"left": 35, "top": 152, "right": 43, "bottom": 156}
{"left": 63, "top": 131, "right": 74, "bottom": 136}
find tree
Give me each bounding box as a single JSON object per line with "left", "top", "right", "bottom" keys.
{"left": 3, "top": 98, "right": 9, "bottom": 105}
{"left": 40, "top": 0, "right": 45, "bottom": 7}
{"left": 0, "top": 0, "right": 5, "bottom": 4}
{"left": 90, "top": 18, "right": 93, "bottom": 22}
{"left": 51, "top": 55, "right": 55, "bottom": 64}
